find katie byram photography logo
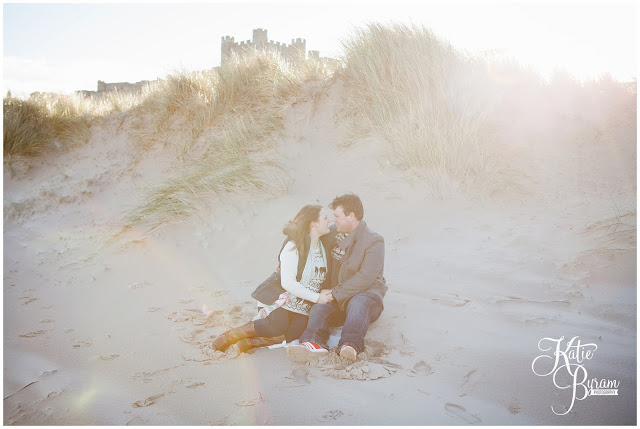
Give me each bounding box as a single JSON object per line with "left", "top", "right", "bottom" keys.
{"left": 531, "top": 336, "right": 620, "bottom": 415}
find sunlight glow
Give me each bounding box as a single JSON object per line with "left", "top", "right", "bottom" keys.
{"left": 73, "top": 387, "right": 99, "bottom": 409}
{"left": 497, "top": 5, "right": 637, "bottom": 82}
{"left": 2, "top": 1, "right": 636, "bottom": 97}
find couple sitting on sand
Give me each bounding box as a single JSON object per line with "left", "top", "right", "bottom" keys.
{"left": 211, "top": 193, "right": 387, "bottom": 363}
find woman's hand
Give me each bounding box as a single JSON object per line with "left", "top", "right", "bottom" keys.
{"left": 316, "top": 289, "right": 334, "bottom": 304}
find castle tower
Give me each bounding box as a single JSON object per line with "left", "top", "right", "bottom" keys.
{"left": 221, "top": 35, "right": 235, "bottom": 65}
{"left": 290, "top": 38, "right": 306, "bottom": 61}
{"left": 253, "top": 28, "right": 268, "bottom": 47}
{"left": 220, "top": 29, "right": 311, "bottom": 65}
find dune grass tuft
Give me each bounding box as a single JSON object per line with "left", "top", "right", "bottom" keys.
{"left": 3, "top": 96, "right": 55, "bottom": 157}
{"left": 3, "top": 89, "right": 152, "bottom": 159}
{"left": 3, "top": 93, "right": 92, "bottom": 157}
{"left": 128, "top": 50, "right": 336, "bottom": 227}
{"left": 339, "top": 23, "right": 515, "bottom": 194}
{"left": 3, "top": 49, "right": 336, "bottom": 227}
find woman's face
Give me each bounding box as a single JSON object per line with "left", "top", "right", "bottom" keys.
{"left": 313, "top": 209, "right": 331, "bottom": 236}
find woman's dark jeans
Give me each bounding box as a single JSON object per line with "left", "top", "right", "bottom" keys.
{"left": 299, "top": 292, "right": 383, "bottom": 353}
{"left": 253, "top": 307, "right": 309, "bottom": 343}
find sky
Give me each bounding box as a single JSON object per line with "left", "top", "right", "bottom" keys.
{"left": 2, "top": 0, "right": 638, "bottom": 97}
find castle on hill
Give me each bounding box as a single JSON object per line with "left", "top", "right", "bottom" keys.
{"left": 78, "top": 28, "right": 326, "bottom": 97}
{"left": 221, "top": 28, "right": 319, "bottom": 65}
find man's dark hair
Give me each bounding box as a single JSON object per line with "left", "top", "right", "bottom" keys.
{"left": 329, "top": 193, "right": 364, "bottom": 221}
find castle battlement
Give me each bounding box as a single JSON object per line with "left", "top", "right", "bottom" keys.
{"left": 81, "top": 28, "right": 332, "bottom": 98}
{"left": 221, "top": 28, "right": 310, "bottom": 65}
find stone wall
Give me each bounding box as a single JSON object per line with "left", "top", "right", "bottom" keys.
{"left": 77, "top": 28, "right": 335, "bottom": 98}
{"left": 97, "top": 80, "right": 150, "bottom": 93}
{"left": 77, "top": 79, "right": 153, "bottom": 98}
{"left": 221, "top": 28, "right": 307, "bottom": 65}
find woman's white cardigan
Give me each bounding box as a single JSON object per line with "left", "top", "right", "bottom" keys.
{"left": 279, "top": 241, "right": 320, "bottom": 303}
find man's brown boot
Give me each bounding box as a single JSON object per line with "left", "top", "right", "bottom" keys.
{"left": 237, "top": 335, "right": 286, "bottom": 353}
{"left": 211, "top": 322, "right": 257, "bottom": 352}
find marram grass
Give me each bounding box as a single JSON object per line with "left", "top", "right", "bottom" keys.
{"left": 9, "top": 23, "right": 629, "bottom": 224}
{"left": 127, "top": 50, "right": 336, "bottom": 227}
{"left": 3, "top": 50, "right": 337, "bottom": 228}
{"left": 3, "top": 88, "right": 153, "bottom": 158}
{"left": 339, "top": 23, "right": 509, "bottom": 194}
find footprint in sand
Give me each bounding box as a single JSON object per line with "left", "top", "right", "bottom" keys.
{"left": 132, "top": 393, "right": 165, "bottom": 408}
{"left": 72, "top": 340, "right": 93, "bottom": 349}
{"left": 459, "top": 369, "right": 479, "bottom": 397}
{"left": 182, "top": 350, "right": 218, "bottom": 363}
{"left": 444, "top": 403, "right": 482, "bottom": 424}
{"left": 46, "top": 390, "right": 63, "bottom": 399}
{"left": 318, "top": 410, "right": 345, "bottom": 422}
{"left": 19, "top": 330, "right": 46, "bottom": 338}
{"left": 101, "top": 354, "right": 120, "bottom": 361}
{"left": 185, "top": 382, "right": 205, "bottom": 389}
{"left": 411, "top": 360, "right": 434, "bottom": 376}
{"left": 147, "top": 306, "right": 161, "bottom": 312}
{"left": 89, "top": 354, "right": 120, "bottom": 362}
{"left": 40, "top": 319, "right": 55, "bottom": 324}
{"left": 129, "top": 281, "right": 152, "bottom": 290}
{"left": 20, "top": 297, "right": 38, "bottom": 306}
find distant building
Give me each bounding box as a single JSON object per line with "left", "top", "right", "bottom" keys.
{"left": 76, "top": 28, "right": 337, "bottom": 97}
{"left": 221, "top": 28, "right": 309, "bottom": 65}
{"left": 97, "top": 80, "right": 150, "bottom": 93}
{"left": 77, "top": 79, "right": 153, "bottom": 98}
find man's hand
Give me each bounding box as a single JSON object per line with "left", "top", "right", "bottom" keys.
{"left": 316, "top": 289, "right": 334, "bottom": 304}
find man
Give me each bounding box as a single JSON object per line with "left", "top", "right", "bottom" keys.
{"left": 287, "top": 193, "right": 387, "bottom": 362}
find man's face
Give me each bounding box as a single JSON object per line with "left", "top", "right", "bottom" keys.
{"left": 332, "top": 206, "right": 352, "bottom": 233}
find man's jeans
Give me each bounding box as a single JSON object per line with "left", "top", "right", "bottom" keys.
{"left": 299, "top": 292, "right": 383, "bottom": 353}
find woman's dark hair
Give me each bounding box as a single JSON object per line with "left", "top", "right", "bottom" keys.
{"left": 329, "top": 193, "right": 364, "bottom": 221}
{"left": 283, "top": 204, "right": 323, "bottom": 251}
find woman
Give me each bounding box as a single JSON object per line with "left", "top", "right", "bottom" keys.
{"left": 211, "top": 204, "right": 334, "bottom": 353}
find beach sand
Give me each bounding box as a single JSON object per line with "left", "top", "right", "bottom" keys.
{"left": 3, "top": 80, "right": 636, "bottom": 425}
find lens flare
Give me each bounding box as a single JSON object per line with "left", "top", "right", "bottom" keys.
{"left": 73, "top": 387, "right": 99, "bottom": 409}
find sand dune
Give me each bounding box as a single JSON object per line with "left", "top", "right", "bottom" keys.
{"left": 3, "top": 78, "right": 636, "bottom": 425}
